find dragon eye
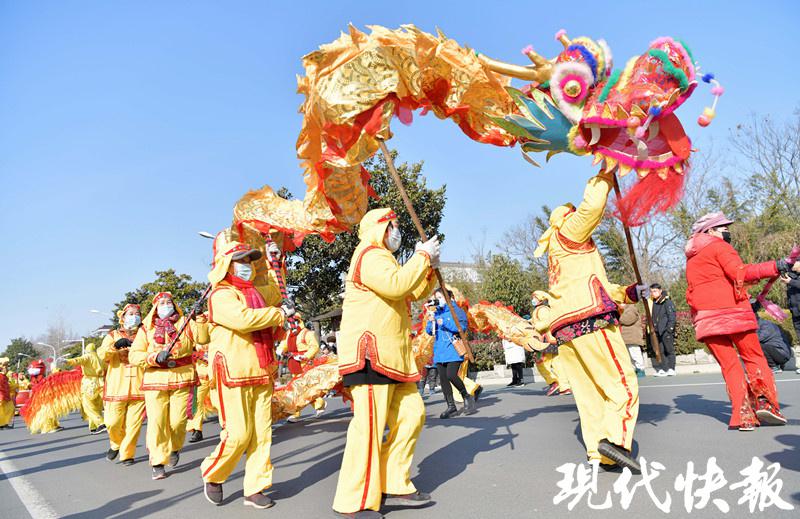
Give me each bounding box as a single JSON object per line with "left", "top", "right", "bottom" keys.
{"left": 550, "top": 62, "right": 594, "bottom": 123}
{"left": 563, "top": 79, "right": 583, "bottom": 99}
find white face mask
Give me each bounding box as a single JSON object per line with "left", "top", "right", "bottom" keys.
{"left": 124, "top": 314, "right": 141, "bottom": 329}
{"left": 233, "top": 262, "right": 254, "bottom": 281}
{"left": 28, "top": 368, "right": 41, "bottom": 376}
{"left": 157, "top": 304, "right": 175, "bottom": 319}
{"left": 386, "top": 226, "right": 402, "bottom": 252}
{"left": 436, "top": 296, "right": 446, "bottom": 307}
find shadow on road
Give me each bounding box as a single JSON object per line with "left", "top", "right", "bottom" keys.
{"left": 60, "top": 490, "right": 162, "bottom": 519}
{"left": 764, "top": 434, "right": 800, "bottom": 474}
{"left": 0, "top": 451, "right": 105, "bottom": 480}
{"left": 673, "top": 393, "right": 730, "bottom": 425}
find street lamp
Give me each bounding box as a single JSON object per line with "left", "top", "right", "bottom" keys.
{"left": 36, "top": 342, "right": 57, "bottom": 358}
{"left": 16, "top": 353, "right": 33, "bottom": 371}
{"left": 63, "top": 338, "right": 86, "bottom": 356}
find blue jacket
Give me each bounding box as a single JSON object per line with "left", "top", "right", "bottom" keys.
{"left": 426, "top": 304, "right": 468, "bottom": 364}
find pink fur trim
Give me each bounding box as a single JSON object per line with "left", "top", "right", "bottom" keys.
{"left": 597, "top": 147, "right": 685, "bottom": 169}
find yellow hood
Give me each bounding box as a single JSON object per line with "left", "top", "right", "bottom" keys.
{"left": 143, "top": 292, "right": 184, "bottom": 328}
{"left": 358, "top": 208, "right": 396, "bottom": 248}
{"left": 116, "top": 303, "right": 141, "bottom": 327}
{"left": 534, "top": 203, "right": 576, "bottom": 257}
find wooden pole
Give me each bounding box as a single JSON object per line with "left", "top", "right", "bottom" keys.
{"left": 611, "top": 174, "right": 662, "bottom": 365}
{"left": 378, "top": 141, "right": 475, "bottom": 363}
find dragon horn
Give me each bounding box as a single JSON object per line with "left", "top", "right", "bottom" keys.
{"left": 479, "top": 54, "right": 552, "bottom": 83}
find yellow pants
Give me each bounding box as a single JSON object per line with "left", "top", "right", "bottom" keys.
{"left": 40, "top": 416, "right": 61, "bottom": 433}
{"left": 143, "top": 387, "right": 191, "bottom": 466}
{"left": 333, "top": 383, "right": 424, "bottom": 514}
{"left": 452, "top": 360, "right": 480, "bottom": 403}
{"left": 201, "top": 380, "right": 274, "bottom": 497}
{"left": 187, "top": 378, "right": 213, "bottom": 432}
{"left": 105, "top": 399, "right": 145, "bottom": 461}
{"left": 536, "top": 353, "right": 571, "bottom": 391}
{"left": 82, "top": 390, "right": 104, "bottom": 430}
{"left": 558, "top": 326, "right": 639, "bottom": 463}
{"left": 0, "top": 400, "right": 13, "bottom": 427}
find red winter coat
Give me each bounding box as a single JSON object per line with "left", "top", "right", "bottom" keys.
{"left": 685, "top": 233, "right": 777, "bottom": 341}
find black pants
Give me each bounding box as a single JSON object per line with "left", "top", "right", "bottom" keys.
{"left": 761, "top": 342, "right": 793, "bottom": 370}
{"left": 655, "top": 332, "right": 676, "bottom": 371}
{"left": 437, "top": 361, "right": 467, "bottom": 406}
{"left": 509, "top": 362, "right": 524, "bottom": 384}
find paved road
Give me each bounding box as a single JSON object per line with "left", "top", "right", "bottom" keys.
{"left": 1, "top": 373, "right": 799, "bottom": 519}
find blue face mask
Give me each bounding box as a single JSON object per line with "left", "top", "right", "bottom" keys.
{"left": 124, "top": 314, "right": 141, "bottom": 329}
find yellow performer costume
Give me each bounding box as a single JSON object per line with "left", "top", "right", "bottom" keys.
{"left": 0, "top": 358, "right": 14, "bottom": 428}
{"left": 129, "top": 293, "right": 208, "bottom": 476}
{"left": 200, "top": 238, "right": 287, "bottom": 508}
{"left": 65, "top": 345, "right": 106, "bottom": 432}
{"left": 333, "top": 208, "right": 438, "bottom": 516}
{"left": 98, "top": 305, "right": 146, "bottom": 463}
{"left": 450, "top": 360, "right": 482, "bottom": 403}
{"left": 187, "top": 338, "right": 214, "bottom": 440}
{"left": 276, "top": 324, "right": 327, "bottom": 421}
{"left": 533, "top": 171, "right": 640, "bottom": 471}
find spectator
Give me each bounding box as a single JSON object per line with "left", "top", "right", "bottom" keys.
{"left": 502, "top": 339, "right": 526, "bottom": 387}
{"left": 751, "top": 300, "right": 797, "bottom": 373}
{"left": 779, "top": 271, "right": 800, "bottom": 341}
{"left": 648, "top": 284, "right": 677, "bottom": 376}
{"left": 619, "top": 303, "right": 646, "bottom": 378}
{"left": 417, "top": 363, "right": 438, "bottom": 397}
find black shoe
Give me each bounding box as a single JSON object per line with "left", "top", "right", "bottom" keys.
{"left": 383, "top": 491, "right": 432, "bottom": 507}
{"left": 243, "top": 492, "right": 274, "bottom": 509}
{"left": 121, "top": 458, "right": 135, "bottom": 466}
{"left": 462, "top": 395, "right": 477, "bottom": 416}
{"left": 333, "top": 511, "right": 384, "bottom": 518}
{"left": 506, "top": 381, "right": 516, "bottom": 387}
{"left": 152, "top": 465, "right": 167, "bottom": 480}
{"left": 189, "top": 430, "right": 203, "bottom": 443}
{"left": 91, "top": 424, "right": 107, "bottom": 435}
{"left": 439, "top": 406, "right": 459, "bottom": 419}
{"left": 204, "top": 482, "right": 223, "bottom": 506}
{"left": 106, "top": 448, "right": 119, "bottom": 461}
{"left": 599, "top": 462, "right": 623, "bottom": 474}
{"left": 167, "top": 451, "right": 179, "bottom": 467}
{"left": 474, "top": 386, "right": 484, "bottom": 401}
{"left": 597, "top": 439, "right": 641, "bottom": 474}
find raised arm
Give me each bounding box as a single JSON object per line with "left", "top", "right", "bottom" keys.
{"left": 359, "top": 249, "right": 432, "bottom": 301}
{"left": 559, "top": 172, "right": 613, "bottom": 244}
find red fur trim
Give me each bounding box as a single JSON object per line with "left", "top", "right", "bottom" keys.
{"left": 613, "top": 171, "right": 686, "bottom": 227}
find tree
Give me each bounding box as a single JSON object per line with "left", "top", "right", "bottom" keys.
{"left": 478, "top": 254, "right": 543, "bottom": 316}
{"left": 1, "top": 338, "right": 41, "bottom": 372}
{"left": 282, "top": 150, "right": 447, "bottom": 319}
{"left": 110, "top": 269, "right": 206, "bottom": 322}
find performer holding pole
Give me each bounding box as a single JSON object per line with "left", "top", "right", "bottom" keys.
{"left": 200, "top": 237, "right": 294, "bottom": 509}
{"left": 333, "top": 208, "right": 440, "bottom": 518}
{"left": 533, "top": 168, "right": 645, "bottom": 473}
{"left": 129, "top": 292, "right": 209, "bottom": 480}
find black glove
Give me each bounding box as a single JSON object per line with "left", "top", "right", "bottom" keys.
{"left": 114, "top": 338, "right": 132, "bottom": 349}
{"left": 156, "top": 351, "right": 171, "bottom": 365}
{"left": 776, "top": 258, "right": 795, "bottom": 274}
{"left": 192, "top": 301, "right": 205, "bottom": 318}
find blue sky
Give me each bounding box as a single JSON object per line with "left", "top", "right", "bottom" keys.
{"left": 1, "top": 1, "right": 798, "bottom": 347}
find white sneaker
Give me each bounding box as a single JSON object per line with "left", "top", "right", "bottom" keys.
{"left": 796, "top": 368, "right": 800, "bottom": 374}
{"left": 654, "top": 370, "right": 667, "bottom": 377}
{"left": 286, "top": 415, "right": 301, "bottom": 423}
{"left": 666, "top": 369, "right": 676, "bottom": 376}
{"left": 314, "top": 409, "right": 325, "bottom": 418}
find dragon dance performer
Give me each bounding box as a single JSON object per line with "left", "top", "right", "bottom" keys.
{"left": 64, "top": 344, "right": 106, "bottom": 434}
{"left": 531, "top": 292, "right": 571, "bottom": 396}
{"left": 201, "top": 239, "right": 293, "bottom": 509}
{"left": 333, "top": 208, "right": 440, "bottom": 519}
{"left": 685, "top": 212, "right": 790, "bottom": 430}
{"left": 0, "top": 358, "right": 14, "bottom": 429}
{"left": 276, "top": 316, "right": 327, "bottom": 422}
{"left": 533, "top": 170, "right": 643, "bottom": 473}
{"left": 129, "top": 292, "right": 208, "bottom": 480}
{"left": 187, "top": 326, "right": 214, "bottom": 443}
{"left": 98, "top": 303, "right": 146, "bottom": 465}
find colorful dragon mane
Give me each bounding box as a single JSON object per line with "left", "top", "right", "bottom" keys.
{"left": 233, "top": 25, "right": 720, "bottom": 245}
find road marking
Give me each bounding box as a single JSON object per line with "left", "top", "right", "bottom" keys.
{"left": 0, "top": 450, "right": 59, "bottom": 519}
{"left": 640, "top": 378, "right": 800, "bottom": 389}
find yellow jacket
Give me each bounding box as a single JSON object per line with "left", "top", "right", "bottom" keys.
{"left": 207, "top": 280, "right": 284, "bottom": 387}
{"left": 129, "top": 308, "right": 209, "bottom": 391}
{"left": 66, "top": 347, "right": 105, "bottom": 396}
{"left": 205, "top": 236, "right": 286, "bottom": 388}
{"left": 338, "top": 208, "right": 437, "bottom": 382}
{"left": 533, "top": 172, "right": 631, "bottom": 334}
{"left": 98, "top": 329, "right": 145, "bottom": 401}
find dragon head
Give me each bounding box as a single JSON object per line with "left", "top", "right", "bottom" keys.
{"left": 486, "top": 30, "right": 721, "bottom": 223}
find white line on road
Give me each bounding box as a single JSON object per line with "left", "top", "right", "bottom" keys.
{"left": 640, "top": 378, "right": 800, "bottom": 389}
{"left": 0, "top": 449, "right": 59, "bottom": 519}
